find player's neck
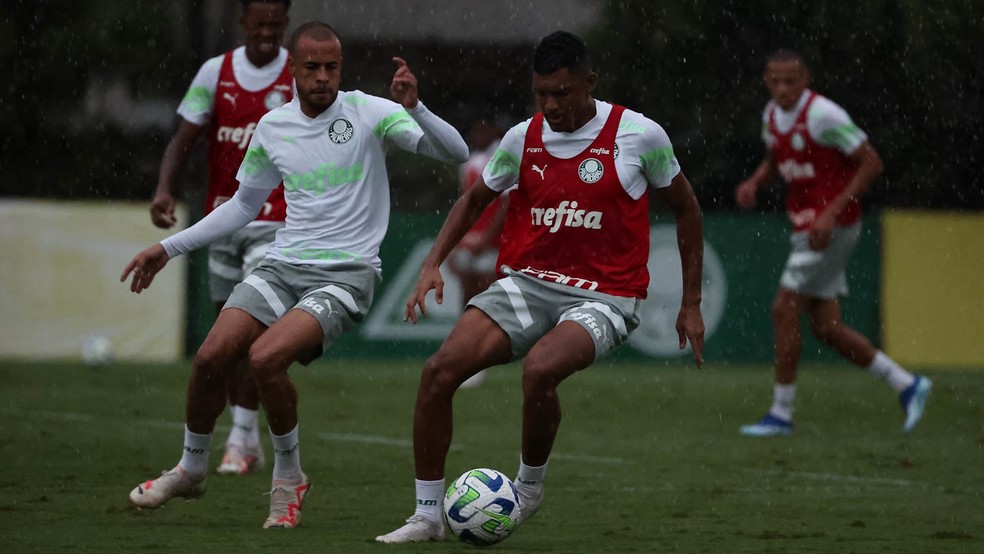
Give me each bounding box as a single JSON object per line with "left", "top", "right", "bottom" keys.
{"left": 245, "top": 49, "right": 279, "bottom": 70}
{"left": 570, "top": 97, "right": 597, "bottom": 132}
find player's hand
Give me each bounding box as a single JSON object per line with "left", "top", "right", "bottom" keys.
{"left": 676, "top": 304, "right": 705, "bottom": 368}
{"left": 120, "top": 243, "right": 170, "bottom": 294}
{"left": 150, "top": 193, "right": 178, "bottom": 229}
{"left": 735, "top": 180, "right": 758, "bottom": 209}
{"left": 390, "top": 57, "right": 419, "bottom": 109}
{"left": 404, "top": 265, "right": 444, "bottom": 324}
{"left": 808, "top": 212, "right": 836, "bottom": 251}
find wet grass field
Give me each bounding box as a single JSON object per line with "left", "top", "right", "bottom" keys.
{"left": 1, "top": 359, "right": 981, "bottom": 552}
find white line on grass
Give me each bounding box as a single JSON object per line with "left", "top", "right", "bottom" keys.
{"left": 742, "top": 467, "right": 924, "bottom": 487}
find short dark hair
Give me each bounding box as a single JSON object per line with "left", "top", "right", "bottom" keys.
{"left": 287, "top": 21, "right": 341, "bottom": 54}
{"left": 241, "top": 0, "right": 291, "bottom": 9}
{"left": 766, "top": 49, "right": 807, "bottom": 67}
{"left": 533, "top": 31, "right": 591, "bottom": 75}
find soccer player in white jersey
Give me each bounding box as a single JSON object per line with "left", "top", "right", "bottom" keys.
{"left": 376, "top": 31, "right": 705, "bottom": 543}
{"left": 149, "top": 0, "right": 293, "bottom": 476}
{"left": 735, "top": 50, "right": 932, "bottom": 437}
{"left": 121, "top": 21, "right": 468, "bottom": 529}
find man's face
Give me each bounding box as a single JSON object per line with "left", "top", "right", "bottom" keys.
{"left": 241, "top": 2, "right": 289, "bottom": 67}
{"left": 532, "top": 67, "right": 597, "bottom": 132}
{"left": 290, "top": 36, "right": 343, "bottom": 116}
{"left": 763, "top": 59, "right": 809, "bottom": 110}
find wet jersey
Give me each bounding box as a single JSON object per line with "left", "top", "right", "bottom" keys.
{"left": 177, "top": 47, "right": 292, "bottom": 222}
{"left": 764, "top": 90, "right": 867, "bottom": 231}
{"left": 495, "top": 104, "right": 653, "bottom": 298}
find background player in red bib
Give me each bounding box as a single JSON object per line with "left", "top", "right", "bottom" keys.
{"left": 735, "top": 50, "right": 932, "bottom": 437}
{"left": 148, "top": 0, "right": 292, "bottom": 475}
{"left": 377, "top": 31, "right": 705, "bottom": 543}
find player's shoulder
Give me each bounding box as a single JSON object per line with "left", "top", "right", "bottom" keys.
{"left": 761, "top": 100, "right": 778, "bottom": 121}
{"left": 337, "top": 90, "right": 405, "bottom": 122}
{"left": 256, "top": 98, "right": 299, "bottom": 128}
{"left": 614, "top": 104, "right": 665, "bottom": 135}
{"left": 808, "top": 92, "right": 851, "bottom": 120}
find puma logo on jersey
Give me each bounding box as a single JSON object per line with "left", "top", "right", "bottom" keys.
{"left": 216, "top": 122, "right": 256, "bottom": 149}
{"left": 223, "top": 92, "right": 238, "bottom": 108}
{"left": 530, "top": 200, "right": 602, "bottom": 233}
{"left": 532, "top": 164, "right": 547, "bottom": 179}
{"left": 777, "top": 159, "right": 816, "bottom": 181}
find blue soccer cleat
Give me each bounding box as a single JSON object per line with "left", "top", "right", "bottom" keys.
{"left": 900, "top": 375, "right": 933, "bottom": 433}
{"left": 739, "top": 413, "right": 794, "bottom": 437}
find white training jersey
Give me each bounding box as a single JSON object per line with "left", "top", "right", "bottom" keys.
{"left": 761, "top": 89, "right": 868, "bottom": 155}
{"left": 236, "top": 91, "right": 429, "bottom": 268}
{"left": 483, "top": 100, "right": 681, "bottom": 200}
{"left": 177, "top": 46, "right": 291, "bottom": 126}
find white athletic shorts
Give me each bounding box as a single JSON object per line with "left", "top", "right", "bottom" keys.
{"left": 207, "top": 222, "right": 284, "bottom": 302}
{"left": 779, "top": 222, "right": 861, "bottom": 299}
{"left": 467, "top": 268, "right": 641, "bottom": 361}
{"left": 223, "top": 259, "right": 380, "bottom": 362}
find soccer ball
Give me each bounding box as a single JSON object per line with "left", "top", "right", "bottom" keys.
{"left": 443, "top": 468, "right": 522, "bottom": 546}
{"left": 82, "top": 335, "right": 114, "bottom": 366}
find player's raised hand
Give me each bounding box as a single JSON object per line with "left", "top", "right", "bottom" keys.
{"left": 677, "top": 304, "right": 705, "bottom": 368}
{"left": 404, "top": 265, "right": 444, "bottom": 324}
{"left": 120, "top": 243, "right": 170, "bottom": 294}
{"left": 390, "top": 57, "right": 419, "bottom": 109}
{"left": 150, "top": 192, "right": 178, "bottom": 228}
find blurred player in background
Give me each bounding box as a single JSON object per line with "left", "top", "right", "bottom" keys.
{"left": 448, "top": 118, "right": 508, "bottom": 389}
{"left": 124, "top": 22, "right": 468, "bottom": 528}
{"left": 376, "top": 31, "right": 704, "bottom": 543}
{"left": 149, "top": 0, "right": 292, "bottom": 475}
{"left": 735, "top": 50, "right": 932, "bottom": 437}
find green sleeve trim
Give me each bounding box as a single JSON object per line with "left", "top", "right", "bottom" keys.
{"left": 818, "top": 122, "right": 862, "bottom": 150}
{"left": 639, "top": 147, "right": 677, "bottom": 180}
{"left": 373, "top": 111, "right": 419, "bottom": 139}
{"left": 344, "top": 91, "right": 369, "bottom": 106}
{"left": 241, "top": 146, "right": 273, "bottom": 176}
{"left": 618, "top": 119, "right": 646, "bottom": 134}
{"left": 182, "top": 86, "right": 213, "bottom": 113}
{"left": 485, "top": 148, "right": 521, "bottom": 180}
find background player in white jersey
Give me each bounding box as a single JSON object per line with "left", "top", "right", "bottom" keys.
{"left": 149, "top": 0, "right": 293, "bottom": 476}
{"left": 121, "top": 21, "right": 468, "bottom": 529}
{"left": 376, "top": 31, "right": 705, "bottom": 544}
{"left": 735, "top": 50, "right": 932, "bottom": 437}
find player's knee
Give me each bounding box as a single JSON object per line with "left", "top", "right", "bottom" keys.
{"left": 193, "top": 341, "right": 235, "bottom": 382}
{"left": 420, "top": 352, "right": 460, "bottom": 395}
{"left": 521, "top": 357, "right": 562, "bottom": 396}
{"left": 246, "top": 344, "right": 289, "bottom": 385}
{"left": 810, "top": 320, "right": 838, "bottom": 344}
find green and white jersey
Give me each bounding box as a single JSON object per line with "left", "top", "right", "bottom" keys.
{"left": 177, "top": 46, "right": 291, "bottom": 126}
{"left": 483, "top": 100, "right": 681, "bottom": 200}
{"left": 236, "top": 91, "right": 427, "bottom": 268}
{"left": 761, "top": 89, "right": 868, "bottom": 155}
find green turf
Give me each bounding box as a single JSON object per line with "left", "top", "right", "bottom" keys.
{"left": 0, "top": 359, "right": 981, "bottom": 552}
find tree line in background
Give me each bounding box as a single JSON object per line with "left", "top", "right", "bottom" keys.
{"left": 3, "top": 0, "right": 981, "bottom": 212}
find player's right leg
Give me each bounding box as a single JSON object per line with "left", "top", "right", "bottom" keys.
{"left": 741, "top": 289, "right": 804, "bottom": 436}
{"left": 375, "top": 308, "right": 512, "bottom": 544}
{"left": 129, "top": 309, "right": 265, "bottom": 508}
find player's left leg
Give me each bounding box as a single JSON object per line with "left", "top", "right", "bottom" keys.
{"left": 807, "top": 298, "right": 932, "bottom": 432}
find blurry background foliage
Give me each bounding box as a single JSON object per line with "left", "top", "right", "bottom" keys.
{"left": 2, "top": 0, "right": 981, "bottom": 213}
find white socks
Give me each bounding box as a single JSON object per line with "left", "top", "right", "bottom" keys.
{"left": 867, "top": 351, "right": 915, "bottom": 392}
{"left": 515, "top": 459, "right": 547, "bottom": 497}
{"left": 178, "top": 426, "right": 211, "bottom": 479}
{"left": 769, "top": 383, "right": 796, "bottom": 422}
{"left": 270, "top": 425, "right": 303, "bottom": 482}
{"left": 414, "top": 478, "right": 445, "bottom": 521}
{"left": 227, "top": 406, "right": 259, "bottom": 447}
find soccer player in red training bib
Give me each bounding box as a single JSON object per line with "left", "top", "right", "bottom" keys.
{"left": 148, "top": 0, "right": 292, "bottom": 475}
{"left": 376, "top": 31, "right": 705, "bottom": 543}
{"left": 735, "top": 50, "right": 932, "bottom": 437}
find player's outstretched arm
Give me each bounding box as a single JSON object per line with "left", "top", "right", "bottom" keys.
{"left": 735, "top": 149, "right": 776, "bottom": 209}
{"left": 120, "top": 243, "right": 170, "bottom": 294}
{"left": 151, "top": 120, "right": 204, "bottom": 229}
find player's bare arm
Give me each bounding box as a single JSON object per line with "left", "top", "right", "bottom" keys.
{"left": 151, "top": 120, "right": 205, "bottom": 229}
{"left": 736, "top": 148, "right": 777, "bottom": 209}
{"left": 404, "top": 180, "right": 499, "bottom": 323}
{"left": 390, "top": 57, "right": 419, "bottom": 109}
{"left": 656, "top": 172, "right": 705, "bottom": 368}
{"left": 808, "top": 141, "right": 883, "bottom": 250}
{"left": 120, "top": 243, "right": 170, "bottom": 294}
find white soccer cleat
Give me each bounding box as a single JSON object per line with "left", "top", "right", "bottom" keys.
{"left": 375, "top": 515, "right": 447, "bottom": 543}
{"left": 263, "top": 474, "right": 311, "bottom": 529}
{"left": 129, "top": 466, "right": 207, "bottom": 509}
{"left": 513, "top": 479, "right": 543, "bottom": 524}
{"left": 216, "top": 442, "right": 265, "bottom": 475}
{"left": 459, "top": 369, "right": 488, "bottom": 389}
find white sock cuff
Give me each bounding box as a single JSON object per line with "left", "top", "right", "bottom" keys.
{"left": 414, "top": 478, "right": 445, "bottom": 520}
{"left": 517, "top": 458, "right": 548, "bottom": 484}
{"left": 270, "top": 425, "right": 299, "bottom": 454}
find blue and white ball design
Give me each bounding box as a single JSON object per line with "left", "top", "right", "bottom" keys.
{"left": 443, "top": 468, "right": 522, "bottom": 546}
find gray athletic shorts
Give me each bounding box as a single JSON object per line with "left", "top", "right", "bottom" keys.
{"left": 467, "top": 269, "right": 641, "bottom": 361}
{"left": 779, "top": 222, "right": 861, "bottom": 299}
{"left": 223, "top": 259, "right": 381, "bottom": 360}
{"left": 208, "top": 222, "right": 284, "bottom": 302}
